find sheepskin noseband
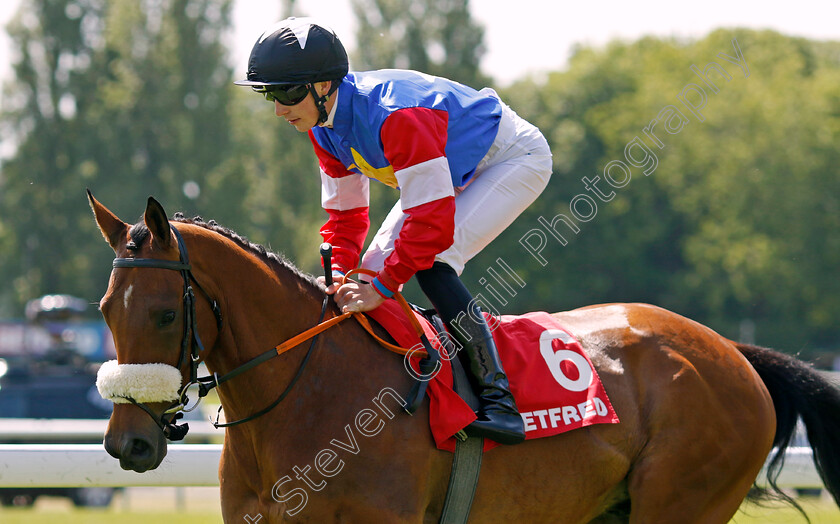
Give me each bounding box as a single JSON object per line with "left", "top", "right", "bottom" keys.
{"left": 96, "top": 360, "right": 183, "bottom": 404}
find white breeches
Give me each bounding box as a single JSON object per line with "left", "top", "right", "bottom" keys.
{"left": 361, "top": 94, "right": 553, "bottom": 276}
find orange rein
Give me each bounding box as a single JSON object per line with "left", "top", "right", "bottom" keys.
{"left": 273, "top": 268, "right": 430, "bottom": 359}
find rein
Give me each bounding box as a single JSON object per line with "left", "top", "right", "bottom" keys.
{"left": 203, "top": 267, "right": 434, "bottom": 428}
{"left": 111, "top": 228, "right": 436, "bottom": 439}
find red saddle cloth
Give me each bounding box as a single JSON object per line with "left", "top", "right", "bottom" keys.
{"left": 365, "top": 301, "right": 620, "bottom": 452}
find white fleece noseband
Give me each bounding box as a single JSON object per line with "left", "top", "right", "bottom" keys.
{"left": 96, "top": 360, "right": 183, "bottom": 404}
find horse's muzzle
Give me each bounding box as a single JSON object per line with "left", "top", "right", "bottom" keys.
{"left": 104, "top": 426, "right": 168, "bottom": 473}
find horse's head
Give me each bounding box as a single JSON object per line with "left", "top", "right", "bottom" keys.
{"left": 88, "top": 191, "right": 221, "bottom": 472}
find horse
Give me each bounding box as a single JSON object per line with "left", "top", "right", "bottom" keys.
{"left": 88, "top": 192, "right": 840, "bottom": 523}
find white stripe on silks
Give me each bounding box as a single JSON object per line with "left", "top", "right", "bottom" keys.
{"left": 320, "top": 169, "right": 370, "bottom": 210}
{"left": 96, "top": 360, "right": 183, "bottom": 404}
{"left": 395, "top": 157, "right": 455, "bottom": 210}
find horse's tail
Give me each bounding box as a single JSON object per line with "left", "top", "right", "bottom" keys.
{"left": 737, "top": 342, "right": 840, "bottom": 509}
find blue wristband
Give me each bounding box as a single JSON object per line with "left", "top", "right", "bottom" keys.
{"left": 371, "top": 277, "right": 395, "bottom": 298}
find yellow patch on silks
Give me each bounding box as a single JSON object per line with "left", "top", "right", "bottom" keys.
{"left": 349, "top": 147, "right": 398, "bottom": 188}
{"left": 96, "top": 360, "right": 183, "bottom": 404}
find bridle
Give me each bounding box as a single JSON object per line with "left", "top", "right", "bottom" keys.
{"left": 111, "top": 225, "right": 341, "bottom": 441}
{"left": 112, "top": 226, "right": 222, "bottom": 440}
{"left": 111, "top": 226, "right": 438, "bottom": 441}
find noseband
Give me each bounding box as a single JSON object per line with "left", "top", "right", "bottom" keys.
{"left": 110, "top": 226, "right": 222, "bottom": 440}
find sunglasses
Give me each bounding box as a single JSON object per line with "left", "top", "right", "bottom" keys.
{"left": 255, "top": 84, "right": 311, "bottom": 106}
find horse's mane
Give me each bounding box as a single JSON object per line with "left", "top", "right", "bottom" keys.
{"left": 128, "top": 214, "right": 321, "bottom": 289}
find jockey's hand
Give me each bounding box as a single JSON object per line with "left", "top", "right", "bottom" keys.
{"left": 316, "top": 275, "right": 341, "bottom": 296}
{"left": 333, "top": 281, "right": 385, "bottom": 313}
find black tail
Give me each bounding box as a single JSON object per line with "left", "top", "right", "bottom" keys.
{"left": 738, "top": 343, "right": 840, "bottom": 511}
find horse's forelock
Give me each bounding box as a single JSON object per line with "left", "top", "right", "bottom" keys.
{"left": 128, "top": 223, "right": 149, "bottom": 250}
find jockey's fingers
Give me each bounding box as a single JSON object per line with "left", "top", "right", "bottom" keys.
{"left": 316, "top": 278, "right": 340, "bottom": 295}
{"left": 341, "top": 298, "right": 363, "bottom": 314}
{"left": 334, "top": 284, "right": 358, "bottom": 306}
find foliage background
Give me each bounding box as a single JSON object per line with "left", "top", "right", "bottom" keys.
{"left": 0, "top": 0, "right": 838, "bottom": 362}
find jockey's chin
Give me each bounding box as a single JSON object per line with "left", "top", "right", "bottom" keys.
{"left": 275, "top": 97, "right": 321, "bottom": 133}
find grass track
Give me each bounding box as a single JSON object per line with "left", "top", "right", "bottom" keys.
{"left": 1, "top": 493, "right": 837, "bottom": 523}
{"left": 0, "top": 509, "right": 224, "bottom": 523}
{"left": 730, "top": 496, "right": 840, "bottom": 524}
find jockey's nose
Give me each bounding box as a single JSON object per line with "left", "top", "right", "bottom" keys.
{"left": 275, "top": 100, "right": 289, "bottom": 117}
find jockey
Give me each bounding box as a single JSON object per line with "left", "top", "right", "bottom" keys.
{"left": 236, "top": 17, "right": 552, "bottom": 445}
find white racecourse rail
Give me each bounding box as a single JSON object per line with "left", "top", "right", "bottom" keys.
{"left": 0, "top": 418, "right": 220, "bottom": 487}
{"left": 0, "top": 419, "right": 823, "bottom": 489}
{"left": 0, "top": 443, "right": 222, "bottom": 487}
{"left": 0, "top": 417, "right": 218, "bottom": 441}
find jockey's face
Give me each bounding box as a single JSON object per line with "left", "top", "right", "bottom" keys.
{"left": 274, "top": 81, "right": 333, "bottom": 132}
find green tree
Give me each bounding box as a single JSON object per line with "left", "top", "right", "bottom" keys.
{"left": 351, "top": 0, "right": 489, "bottom": 88}
{"left": 487, "top": 29, "right": 840, "bottom": 355}
{"left": 0, "top": 0, "right": 235, "bottom": 314}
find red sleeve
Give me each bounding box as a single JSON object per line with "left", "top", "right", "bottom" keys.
{"left": 320, "top": 207, "right": 370, "bottom": 273}
{"left": 309, "top": 131, "right": 370, "bottom": 273}
{"left": 374, "top": 108, "right": 455, "bottom": 292}
{"left": 380, "top": 107, "right": 448, "bottom": 170}
{"left": 376, "top": 196, "right": 456, "bottom": 292}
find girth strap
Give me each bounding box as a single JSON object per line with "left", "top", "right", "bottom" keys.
{"left": 440, "top": 436, "right": 484, "bottom": 524}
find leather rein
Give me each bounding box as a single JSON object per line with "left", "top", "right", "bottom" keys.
{"left": 111, "top": 227, "right": 436, "bottom": 440}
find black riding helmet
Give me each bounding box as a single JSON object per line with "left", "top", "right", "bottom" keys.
{"left": 235, "top": 17, "right": 348, "bottom": 124}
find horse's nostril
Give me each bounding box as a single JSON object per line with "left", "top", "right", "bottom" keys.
{"left": 113, "top": 432, "right": 165, "bottom": 473}
{"left": 130, "top": 438, "right": 152, "bottom": 458}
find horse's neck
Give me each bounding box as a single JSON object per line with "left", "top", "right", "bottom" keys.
{"left": 201, "top": 233, "right": 320, "bottom": 341}
{"left": 195, "top": 237, "right": 413, "bottom": 475}
{"left": 194, "top": 237, "right": 326, "bottom": 410}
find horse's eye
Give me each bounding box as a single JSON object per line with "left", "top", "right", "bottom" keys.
{"left": 160, "top": 310, "right": 177, "bottom": 327}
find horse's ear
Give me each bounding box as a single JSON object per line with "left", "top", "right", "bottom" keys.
{"left": 87, "top": 189, "right": 128, "bottom": 252}
{"left": 144, "top": 196, "right": 172, "bottom": 249}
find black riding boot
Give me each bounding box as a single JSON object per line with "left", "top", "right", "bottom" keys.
{"left": 448, "top": 304, "right": 525, "bottom": 445}
{"left": 415, "top": 262, "right": 526, "bottom": 445}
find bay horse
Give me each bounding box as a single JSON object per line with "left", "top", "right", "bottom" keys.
{"left": 89, "top": 192, "right": 840, "bottom": 523}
